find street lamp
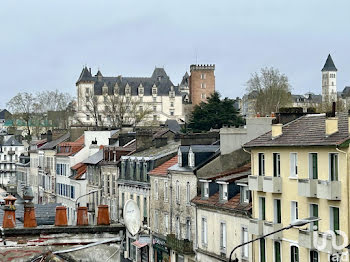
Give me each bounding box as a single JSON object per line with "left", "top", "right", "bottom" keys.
{"left": 229, "top": 217, "right": 320, "bottom": 262}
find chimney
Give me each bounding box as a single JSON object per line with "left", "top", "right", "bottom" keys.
{"left": 3, "top": 195, "right": 17, "bottom": 228}
{"left": 136, "top": 129, "right": 153, "bottom": 152}
{"left": 23, "top": 186, "right": 37, "bottom": 228}
{"left": 77, "top": 207, "right": 88, "bottom": 226}
{"left": 47, "top": 130, "right": 52, "bottom": 142}
{"left": 271, "top": 123, "right": 283, "bottom": 139}
{"left": 97, "top": 205, "right": 110, "bottom": 225}
{"left": 325, "top": 117, "right": 338, "bottom": 136}
{"left": 55, "top": 206, "right": 68, "bottom": 226}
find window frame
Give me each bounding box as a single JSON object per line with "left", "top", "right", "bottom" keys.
{"left": 258, "top": 153, "right": 265, "bottom": 176}
{"left": 309, "top": 153, "right": 318, "bottom": 179}
{"left": 290, "top": 152, "right": 298, "bottom": 178}
{"left": 329, "top": 153, "right": 339, "bottom": 181}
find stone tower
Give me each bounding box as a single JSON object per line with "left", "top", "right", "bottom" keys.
{"left": 322, "top": 54, "right": 337, "bottom": 103}
{"left": 189, "top": 64, "right": 215, "bottom": 106}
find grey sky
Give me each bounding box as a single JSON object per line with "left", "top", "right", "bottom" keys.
{"left": 1, "top": 0, "right": 350, "bottom": 108}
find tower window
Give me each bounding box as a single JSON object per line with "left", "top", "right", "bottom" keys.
{"left": 200, "top": 73, "right": 206, "bottom": 79}
{"left": 201, "top": 83, "right": 206, "bottom": 89}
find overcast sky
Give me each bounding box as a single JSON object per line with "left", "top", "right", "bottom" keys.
{"left": 1, "top": 0, "right": 350, "bottom": 108}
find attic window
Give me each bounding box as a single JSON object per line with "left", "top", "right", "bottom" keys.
{"left": 139, "top": 87, "right": 144, "bottom": 95}
{"left": 178, "top": 148, "right": 182, "bottom": 166}
{"left": 188, "top": 148, "right": 194, "bottom": 167}
{"left": 241, "top": 186, "right": 250, "bottom": 204}
{"left": 203, "top": 182, "right": 209, "bottom": 198}
{"left": 152, "top": 88, "right": 157, "bottom": 95}
{"left": 221, "top": 184, "right": 228, "bottom": 201}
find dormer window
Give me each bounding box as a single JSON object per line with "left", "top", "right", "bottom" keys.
{"left": 152, "top": 86, "right": 157, "bottom": 96}
{"left": 203, "top": 182, "right": 209, "bottom": 198}
{"left": 102, "top": 84, "right": 108, "bottom": 95}
{"left": 219, "top": 183, "right": 228, "bottom": 202}
{"left": 114, "top": 84, "right": 119, "bottom": 95}
{"left": 125, "top": 84, "right": 131, "bottom": 96}
{"left": 188, "top": 148, "right": 195, "bottom": 167}
{"left": 241, "top": 186, "right": 250, "bottom": 204}
{"left": 178, "top": 148, "right": 182, "bottom": 166}
{"left": 138, "top": 85, "right": 144, "bottom": 96}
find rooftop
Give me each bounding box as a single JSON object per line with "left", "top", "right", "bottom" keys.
{"left": 149, "top": 156, "right": 178, "bottom": 176}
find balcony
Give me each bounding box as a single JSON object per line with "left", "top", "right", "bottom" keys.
{"left": 317, "top": 180, "right": 341, "bottom": 200}
{"left": 263, "top": 221, "right": 283, "bottom": 240}
{"left": 248, "top": 176, "right": 263, "bottom": 191}
{"left": 298, "top": 179, "right": 318, "bottom": 198}
{"left": 249, "top": 218, "right": 264, "bottom": 236}
{"left": 166, "top": 234, "right": 194, "bottom": 254}
{"left": 263, "top": 176, "right": 282, "bottom": 193}
{"left": 299, "top": 229, "right": 315, "bottom": 249}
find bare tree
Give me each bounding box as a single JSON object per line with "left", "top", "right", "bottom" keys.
{"left": 7, "top": 92, "right": 37, "bottom": 138}
{"left": 128, "top": 98, "right": 153, "bottom": 130}
{"left": 37, "top": 90, "right": 74, "bottom": 112}
{"left": 82, "top": 93, "right": 103, "bottom": 129}
{"left": 247, "top": 67, "right": 292, "bottom": 116}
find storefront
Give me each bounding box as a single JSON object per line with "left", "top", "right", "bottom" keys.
{"left": 153, "top": 235, "right": 170, "bottom": 262}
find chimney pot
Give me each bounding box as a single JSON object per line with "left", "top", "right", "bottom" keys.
{"left": 3, "top": 195, "right": 17, "bottom": 228}
{"left": 24, "top": 203, "right": 37, "bottom": 228}
{"left": 55, "top": 206, "right": 68, "bottom": 226}
{"left": 97, "top": 205, "right": 110, "bottom": 225}
{"left": 77, "top": 207, "right": 89, "bottom": 226}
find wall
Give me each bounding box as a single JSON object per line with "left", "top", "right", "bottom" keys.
{"left": 189, "top": 65, "right": 215, "bottom": 106}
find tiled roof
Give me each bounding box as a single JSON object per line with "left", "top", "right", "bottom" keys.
{"left": 70, "top": 162, "right": 87, "bottom": 180}
{"left": 56, "top": 135, "right": 85, "bottom": 156}
{"left": 192, "top": 193, "right": 251, "bottom": 213}
{"left": 149, "top": 156, "right": 178, "bottom": 176}
{"left": 244, "top": 113, "right": 350, "bottom": 148}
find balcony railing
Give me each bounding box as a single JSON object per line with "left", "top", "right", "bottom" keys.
{"left": 317, "top": 180, "right": 341, "bottom": 200}
{"left": 298, "top": 179, "right": 318, "bottom": 198}
{"left": 263, "top": 176, "right": 282, "bottom": 193}
{"left": 263, "top": 221, "right": 283, "bottom": 240}
{"left": 249, "top": 218, "right": 264, "bottom": 236}
{"left": 166, "top": 234, "right": 194, "bottom": 254}
{"left": 248, "top": 175, "right": 263, "bottom": 191}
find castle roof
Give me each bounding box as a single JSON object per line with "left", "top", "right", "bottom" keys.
{"left": 77, "top": 67, "right": 181, "bottom": 97}
{"left": 322, "top": 54, "right": 337, "bottom": 72}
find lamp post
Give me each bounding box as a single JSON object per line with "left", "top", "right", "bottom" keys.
{"left": 228, "top": 217, "right": 320, "bottom": 262}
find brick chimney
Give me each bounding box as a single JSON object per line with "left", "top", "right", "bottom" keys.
{"left": 97, "top": 205, "right": 110, "bottom": 225}
{"left": 77, "top": 207, "right": 89, "bottom": 226}
{"left": 55, "top": 206, "right": 68, "bottom": 226}
{"left": 3, "top": 195, "right": 17, "bottom": 228}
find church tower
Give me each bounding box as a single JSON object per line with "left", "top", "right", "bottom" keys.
{"left": 321, "top": 54, "right": 337, "bottom": 103}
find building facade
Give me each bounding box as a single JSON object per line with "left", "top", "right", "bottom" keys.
{"left": 189, "top": 64, "right": 215, "bottom": 106}
{"left": 244, "top": 113, "right": 350, "bottom": 262}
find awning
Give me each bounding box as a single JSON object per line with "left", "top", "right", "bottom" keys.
{"left": 132, "top": 240, "right": 148, "bottom": 248}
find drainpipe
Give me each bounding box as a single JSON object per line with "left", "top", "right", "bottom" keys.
{"left": 336, "top": 146, "right": 348, "bottom": 245}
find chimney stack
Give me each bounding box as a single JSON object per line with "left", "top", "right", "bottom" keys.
{"left": 77, "top": 207, "right": 89, "bottom": 226}
{"left": 271, "top": 124, "right": 283, "bottom": 139}
{"left": 325, "top": 117, "right": 338, "bottom": 136}
{"left": 97, "top": 205, "right": 110, "bottom": 225}
{"left": 23, "top": 186, "right": 37, "bottom": 228}
{"left": 55, "top": 206, "right": 68, "bottom": 226}
{"left": 3, "top": 195, "right": 17, "bottom": 228}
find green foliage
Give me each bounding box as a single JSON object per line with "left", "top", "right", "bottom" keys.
{"left": 188, "top": 92, "right": 244, "bottom": 132}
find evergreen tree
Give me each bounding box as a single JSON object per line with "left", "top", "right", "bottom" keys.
{"left": 188, "top": 92, "right": 244, "bottom": 132}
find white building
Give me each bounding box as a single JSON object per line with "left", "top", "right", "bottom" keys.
{"left": 75, "top": 67, "right": 184, "bottom": 126}
{"left": 0, "top": 136, "right": 25, "bottom": 188}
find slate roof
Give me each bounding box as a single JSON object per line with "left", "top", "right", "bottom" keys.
{"left": 341, "top": 86, "right": 350, "bottom": 98}
{"left": 0, "top": 109, "right": 11, "bottom": 120}
{"left": 292, "top": 93, "right": 322, "bottom": 104}
{"left": 149, "top": 156, "right": 178, "bottom": 176}
{"left": 82, "top": 149, "right": 103, "bottom": 165}
{"left": 322, "top": 54, "right": 337, "bottom": 72}
{"left": 244, "top": 113, "right": 350, "bottom": 148}
{"left": 165, "top": 119, "right": 181, "bottom": 133}
{"left": 76, "top": 67, "right": 181, "bottom": 96}
{"left": 191, "top": 193, "right": 251, "bottom": 213}
{"left": 205, "top": 164, "right": 251, "bottom": 182}
{"left": 3, "top": 136, "right": 23, "bottom": 146}
{"left": 40, "top": 133, "right": 70, "bottom": 150}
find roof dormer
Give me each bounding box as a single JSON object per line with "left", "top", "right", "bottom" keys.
{"left": 125, "top": 83, "right": 131, "bottom": 96}
{"left": 114, "top": 83, "right": 119, "bottom": 95}
{"left": 138, "top": 84, "right": 144, "bottom": 96}
{"left": 152, "top": 84, "right": 157, "bottom": 96}
{"left": 188, "top": 147, "right": 195, "bottom": 167}
{"left": 178, "top": 147, "right": 182, "bottom": 167}
{"left": 218, "top": 182, "right": 228, "bottom": 203}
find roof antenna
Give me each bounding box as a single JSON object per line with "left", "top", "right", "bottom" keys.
{"left": 195, "top": 48, "right": 198, "bottom": 64}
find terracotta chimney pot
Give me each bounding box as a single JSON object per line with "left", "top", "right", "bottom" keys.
{"left": 3, "top": 195, "right": 17, "bottom": 228}
{"left": 77, "top": 207, "right": 89, "bottom": 226}
{"left": 24, "top": 204, "right": 37, "bottom": 228}
{"left": 55, "top": 206, "right": 68, "bottom": 226}
{"left": 97, "top": 205, "right": 110, "bottom": 225}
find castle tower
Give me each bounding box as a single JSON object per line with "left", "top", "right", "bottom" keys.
{"left": 322, "top": 54, "right": 337, "bottom": 103}
{"left": 189, "top": 64, "right": 215, "bottom": 106}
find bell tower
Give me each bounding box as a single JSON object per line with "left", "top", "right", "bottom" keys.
{"left": 321, "top": 54, "right": 337, "bottom": 103}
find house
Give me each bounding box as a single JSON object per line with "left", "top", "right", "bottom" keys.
{"left": 243, "top": 112, "right": 350, "bottom": 262}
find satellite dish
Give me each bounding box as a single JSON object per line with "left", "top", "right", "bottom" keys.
{"left": 123, "top": 199, "right": 141, "bottom": 236}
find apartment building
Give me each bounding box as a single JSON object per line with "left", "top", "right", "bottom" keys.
{"left": 244, "top": 113, "right": 350, "bottom": 262}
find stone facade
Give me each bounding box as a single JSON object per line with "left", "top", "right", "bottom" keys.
{"left": 189, "top": 64, "right": 215, "bottom": 106}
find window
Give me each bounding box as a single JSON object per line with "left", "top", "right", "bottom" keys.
{"left": 170, "top": 102, "right": 174, "bottom": 107}
{"left": 178, "top": 148, "right": 182, "bottom": 166}
{"left": 241, "top": 186, "right": 250, "bottom": 203}
{"left": 220, "top": 222, "right": 226, "bottom": 252}
{"left": 154, "top": 210, "right": 159, "bottom": 232}
{"left": 274, "top": 199, "right": 281, "bottom": 224}
{"left": 309, "top": 153, "right": 318, "bottom": 179}
{"left": 139, "top": 106, "right": 143, "bottom": 111}
{"left": 310, "top": 250, "right": 318, "bottom": 262}
{"left": 291, "top": 201, "right": 298, "bottom": 222}
{"left": 170, "top": 110, "right": 174, "bottom": 116}
{"left": 153, "top": 106, "right": 157, "bottom": 111}
{"left": 139, "top": 87, "right": 144, "bottom": 95}
{"left": 260, "top": 238, "right": 266, "bottom": 262}
{"left": 273, "top": 153, "right": 281, "bottom": 177}
{"left": 258, "top": 153, "right": 265, "bottom": 176}
{"left": 259, "top": 197, "right": 266, "bottom": 220}
{"left": 201, "top": 217, "right": 207, "bottom": 245}
{"left": 201, "top": 93, "right": 206, "bottom": 99}
{"left": 290, "top": 153, "right": 298, "bottom": 178}
{"left": 165, "top": 213, "right": 169, "bottom": 233}
{"left": 137, "top": 195, "right": 140, "bottom": 207}
{"left": 152, "top": 88, "right": 157, "bottom": 95}
{"left": 330, "top": 153, "right": 338, "bottom": 181}
{"left": 242, "top": 227, "right": 249, "bottom": 258}
{"left": 143, "top": 197, "right": 147, "bottom": 218}
{"left": 164, "top": 181, "right": 168, "bottom": 201}
{"left": 330, "top": 207, "right": 339, "bottom": 232}
{"left": 274, "top": 241, "right": 281, "bottom": 262}
{"left": 154, "top": 179, "right": 159, "bottom": 200}
{"left": 310, "top": 204, "right": 319, "bottom": 230}
{"left": 186, "top": 219, "right": 191, "bottom": 240}
{"left": 176, "top": 180, "right": 180, "bottom": 203}
{"left": 221, "top": 184, "right": 228, "bottom": 201}
{"left": 203, "top": 182, "right": 209, "bottom": 198}
{"left": 291, "top": 246, "right": 299, "bottom": 262}
{"left": 201, "top": 73, "right": 206, "bottom": 79}
{"left": 201, "top": 83, "right": 206, "bottom": 89}
{"left": 153, "top": 115, "right": 157, "bottom": 121}
{"left": 153, "top": 97, "right": 156, "bottom": 102}
{"left": 176, "top": 216, "right": 181, "bottom": 238}
{"left": 86, "top": 115, "right": 90, "bottom": 121}
{"left": 186, "top": 182, "right": 191, "bottom": 204}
